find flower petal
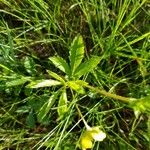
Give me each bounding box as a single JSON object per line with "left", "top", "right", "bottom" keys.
{"left": 92, "top": 130, "right": 106, "bottom": 141}
{"left": 80, "top": 137, "right": 93, "bottom": 149}
{"left": 90, "top": 127, "right": 106, "bottom": 141}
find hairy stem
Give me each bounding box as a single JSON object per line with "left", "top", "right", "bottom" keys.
{"left": 85, "top": 84, "right": 136, "bottom": 103}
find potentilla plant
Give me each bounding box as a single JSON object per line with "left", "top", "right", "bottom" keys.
{"left": 26, "top": 34, "right": 101, "bottom": 120}
{"left": 3, "top": 34, "right": 150, "bottom": 147}
{"left": 26, "top": 35, "right": 150, "bottom": 122}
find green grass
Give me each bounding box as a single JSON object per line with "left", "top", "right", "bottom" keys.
{"left": 0, "top": 0, "right": 150, "bottom": 149}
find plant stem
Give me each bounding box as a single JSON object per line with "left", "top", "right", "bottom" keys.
{"left": 85, "top": 84, "right": 136, "bottom": 103}
{"left": 76, "top": 104, "right": 91, "bottom": 130}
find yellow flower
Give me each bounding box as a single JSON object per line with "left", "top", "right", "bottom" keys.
{"left": 90, "top": 127, "right": 106, "bottom": 141}
{"left": 76, "top": 105, "right": 106, "bottom": 149}
{"left": 80, "top": 134, "right": 93, "bottom": 149}
{"left": 80, "top": 127, "right": 106, "bottom": 150}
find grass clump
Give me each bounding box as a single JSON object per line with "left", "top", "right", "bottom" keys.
{"left": 0, "top": 0, "right": 150, "bottom": 149}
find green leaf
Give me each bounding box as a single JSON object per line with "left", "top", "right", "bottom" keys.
{"left": 129, "top": 95, "right": 150, "bottom": 118}
{"left": 75, "top": 80, "right": 89, "bottom": 86}
{"left": 27, "top": 79, "right": 62, "bottom": 88}
{"left": 26, "top": 111, "right": 36, "bottom": 128}
{"left": 38, "top": 90, "right": 60, "bottom": 121}
{"left": 47, "top": 70, "right": 66, "bottom": 84}
{"left": 67, "top": 81, "right": 85, "bottom": 94}
{"left": 58, "top": 89, "right": 68, "bottom": 117}
{"left": 74, "top": 56, "right": 100, "bottom": 78}
{"left": 24, "top": 56, "right": 36, "bottom": 75}
{"left": 0, "top": 63, "right": 13, "bottom": 73}
{"left": 49, "top": 56, "right": 70, "bottom": 76}
{"left": 16, "top": 106, "right": 30, "bottom": 113}
{"left": 27, "top": 95, "right": 48, "bottom": 112}
{"left": 117, "top": 32, "right": 150, "bottom": 51}
{"left": 6, "top": 77, "right": 31, "bottom": 87}
{"left": 69, "top": 35, "right": 84, "bottom": 75}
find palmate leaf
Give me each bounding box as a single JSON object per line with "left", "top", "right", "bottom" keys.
{"left": 69, "top": 35, "right": 84, "bottom": 75}
{"left": 26, "top": 79, "right": 62, "bottom": 88}
{"left": 67, "top": 81, "right": 85, "bottom": 94}
{"left": 74, "top": 56, "right": 100, "bottom": 78}
{"left": 58, "top": 89, "right": 68, "bottom": 117}
{"left": 47, "top": 70, "right": 66, "bottom": 84}
{"left": 6, "top": 77, "right": 31, "bottom": 87}
{"left": 38, "top": 90, "right": 60, "bottom": 121}
{"left": 49, "top": 56, "right": 70, "bottom": 76}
